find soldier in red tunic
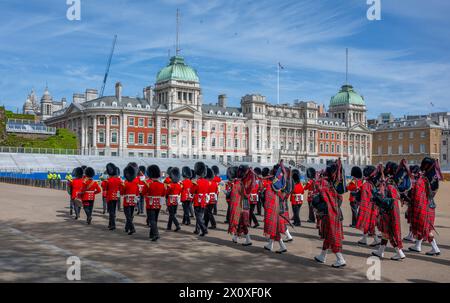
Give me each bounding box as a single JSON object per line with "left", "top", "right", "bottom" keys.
{"left": 121, "top": 165, "right": 139, "bottom": 235}
{"left": 166, "top": 167, "right": 182, "bottom": 232}
{"left": 228, "top": 166, "right": 253, "bottom": 246}
{"left": 290, "top": 169, "right": 304, "bottom": 227}
{"left": 191, "top": 162, "right": 209, "bottom": 236}
{"left": 211, "top": 165, "right": 221, "bottom": 216}
{"left": 356, "top": 165, "right": 381, "bottom": 246}
{"left": 100, "top": 172, "right": 108, "bottom": 214}
{"left": 304, "top": 167, "right": 318, "bottom": 224}
{"left": 408, "top": 157, "right": 442, "bottom": 256}
{"left": 68, "top": 167, "right": 84, "bottom": 220}
{"left": 143, "top": 165, "right": 166, "bottom": 241}
{"left": 105, "top": 163, "right": 122, "bottom": 230}
{"left": 313, "top": 159, "right": 346, "bottom": 268}
{"left": 347, "top": 166, "right": 363, "bottom": 228}
{"left": 248, "top": 167, "right": 261, "bottom": 228}
{"left": 80, "top": 167, "right": 101, "bottom": 225}
{"left": 371, "top": 162, "right": 406, "bottom": 260}
{"left": 181, "top": 167, "right": 193, "bottom": 225}
{"left": 204, "top": 168, "right": 217, "bottom": 229}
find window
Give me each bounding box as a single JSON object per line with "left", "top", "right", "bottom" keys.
{"left": 378, "top": 146, "right": 382, "bottom": 155}
{"left": 111, "top": 131, "right": 118, "bottom": 144}
{"left": 227, "top": 138, "right": 232, "bottom": 148}
{"left": 420, "top": 144, "right": 426, "bottom": 153}
{"left": 182, "top": 136, "right": 187, "bottom": 147}
{"left": 128, "top": 117, "right": 135, "bottom": 126}
{"left": 161, "top": 135, "right": 167, "bottom": 145}
{"left": 128, "top": 132, "right": 135, "bottom": 144}
{"left": 337, "top": 144, "right": 341, "bottom": 153}
{"left": 178, "top": 92, "right": 182, "bottom": 101}
{"left": 138, "top": 118, "right": 144, "bottom": 127}
{"left": 219, "top": 137, "right": 224, "bottom": 147}
{"left": 111, "top": 117, "right": 118, "bottom": 125}
{"left": 171, "top": 135, "right": 177, "bottom": 145}
{"left": 138, "top": 133, "right": 144, "bottom": 145}
{"left": 161, "top": 119, "right": 167, "bottom": 128}
{"left": 129, "top": 152, "right": 135, "bottom": 157}
{"left": 99, "top": 117, "right": 105, "bottom": 125}
{"left": 98, "top": 131, "right": 105, "bottom": 143}
{"left": 398, "top": 144, "right": 403, "bottom": 154}
{"left": 148, "top": 119, "right": 153, "bottom": 128}
{"left": 388, "top": 145, "right": 392, "bottom": 155}
{"left": 398, "top": 132, "right": 403, "bottom": 139}
{"left": 189, "top": 93, "right": 193, "bottom": 102}
{"left": 147, "top": 134, "right": 153, "bottom": 145}
{"left": 421, "top": 131, "right": 426, "bottom": 138}
{"left": 211, "top": 138, "right": 216, "bottom": 148}
{"left": 320, "top": 144, "right": 324, "bottom": 153}
{"left": 388, "top": 133, "right": 392, "bottom": 140}
{"left": 192, "top": 136, "right": 196, "bottom": 146}
{"left": 409, "top": 131, "right": 414, "bottom": 139}
{"left": 220, "top": 124, "right": 224, "bottom": 131}
{"left": 409, "top": 143, "right": 414, "bottom": 154}
{"left": 202, "top": 137, "right": 206, "bottom": 147}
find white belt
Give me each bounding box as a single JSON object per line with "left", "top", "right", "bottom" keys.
{"left": 168, "top": 195, "right": 181, "bottom": 205}
{"left": 294, "top": 194, "right": 304, "bottom": 202}
{"left": 147, "top": 196, "right": 165, "bottom": 206}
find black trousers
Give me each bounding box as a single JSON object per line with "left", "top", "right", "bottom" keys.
{"left": 148, "top": 209, "right": 160, "bottom": 239}
{"left": 225, "top": 202, "right": 231, "bottom": 222}
{"left": 107, "top": 200, "right": 118, "bottom": 228}
{"left": 83, "top": 201, "right": 94, "bottom": 220}
{"left": 213, "top": 203, "right": 217, "bottom": 215}
{"left": 123, "top": 206, "right": 135, "bottom": 233}
{"left": 204, "top": 204, "right": 216, "bottom": 228}
{"left": 350, "top": 201, "right": 358, "bottom": 227}
{"left": 102, "top": 197, "right": 107, "bottom": 213}
{"left": 256, "top": 199, "right": 263, "bottom": 215}
{"left": 167, "top": 205, "right": 180, "bottom": 230}
{"left": 194, "top": 206, "right": 207, "bottom": 234}
{"left": 182, "top": 202, "right": 191, "bottom": 225}
{"left": 249, "top": 203, "right": 259, "bottom": 226}
{"left": 308, "top": 201, "right": 316, "bottom": 223}
{"left": 189, "top": 202, "right": 194, "bottom": 217}
{"left": 292, "top": 204, "right": 302, "bottom": 226}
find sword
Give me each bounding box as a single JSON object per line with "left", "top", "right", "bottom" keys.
{"left": 279, "top": 212, "right": 295, "bottom": 230}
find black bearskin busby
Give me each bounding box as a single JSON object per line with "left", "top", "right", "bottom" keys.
{"left": 253, "top": 167, "right": 262, "bottom": 176}
{"left": 351, "top": 166, "right": 363, "bottom": 179}
{"left": 420, "top": 157, "right": 434, "bottom": 172}
{"left": 206, "top": 167, "right": 214, "bottom": 180}
{"left": 237, "top": 165, "right": 249, "bottom": 179}
{"left": 363, "top": 165, "right": 376, "bottom": 178}
{"left": 384, "top": 161, "right": 398, "bottom": 177}
{"left": 147, "top": 165, "right": 161, "bottom": 179}
{"left": 73, "top": 167, "right": 84, "bottom": 179}
{"left": 139, "top": 165, "right": 146, "bottom": 175}
{"left": 292, "top": 169, "right": 301, "bottom": 184}
{"left": 124, "top": 165, "right": 137, "bottom": 182}
{"left": 262, "top": 167, "right": 270, "bottom": 177}
{"left": 211, "top": 165, "right": 220, "bottom": 176}
{"left": 169, "top": 167, "right": 181, "bottom": 183}
{"left": 410, "top": 165, "right": 420, "bottom": 176}
{"left": 81, "top": 165, "right": 87, "bottom": 174}
{"left": 182, "top": 166, "right": 192, "bottom": 179}
{"left": 227, "top": 166, "right": 238, "bottom": 181}
{"left": 306, "top": 167, "right": 316, "bottom": 180}
{"left": 85, "top": 167, "right": 95, "bottom": 178}
{"left": 194, "top": 162, "right": 207, "bottom": 178}
{"left": 166, "top": 166, "right": 173, "bottom": 176}
{"left": 106, "top": 163, "right": 116, "bottom": 176}
{"left": 190, "top": 169, "right": 195, "bottom": 180}
{"left": 115, "top": 166, "right": 120, "bottom": 177}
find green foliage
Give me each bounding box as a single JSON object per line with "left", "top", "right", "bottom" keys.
{"left": 5, "top": 110, "right": 35, "bottom": 120}
{"left": 1, "top": 128, "right": 78, "bottom": 150}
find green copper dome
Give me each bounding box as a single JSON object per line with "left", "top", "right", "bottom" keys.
{"left": 330, "top": 84, "right": 365, "bottom": 107}
{"left": 156, "top": 56, "right": 199, "bottom": 84}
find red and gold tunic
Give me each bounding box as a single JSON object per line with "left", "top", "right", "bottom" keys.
{"left": 290, "top": 183, "right": 305, "bottom": 206}
{"left": 166, "top": 182, "right": 182, "bottom": 206}
{"left": 143, "top": 180, "right": 166, "bottom": 210}
{"left": 181, "top": 179, "right": 193, "bottom": 202}
{"left": 121, "top": 180, "right": 140, "bottom": 207}
{"left": 80, "top": 179, "right": 101, "bottom": 205}
{"left": 192, "top": 178, "right": 209, "bottom": 208}
{"left": 105, "top": 177, "right": 123, "bottom": 202}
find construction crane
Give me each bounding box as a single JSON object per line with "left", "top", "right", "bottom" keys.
{"left": 100, "top": 34, "right": 117, "bottom": 97}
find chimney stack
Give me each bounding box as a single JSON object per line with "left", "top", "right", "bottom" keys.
{"left": 143, "top": 86, "right": 153, "bottom": 104}
{"left": 218, "top": 94, "right": 227, "bottom": 108}
{"left": 115, "top": 82, "right": 122, "bottom": 102}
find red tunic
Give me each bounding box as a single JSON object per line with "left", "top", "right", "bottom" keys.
{"left": 69, "top": 178, "right": 84, "bottom": 200}
{"left": 143, "top": 180, "right": 166, "bottom": 210}
{"left": 121, "top": 180, "right": 140, "bottom": 207}
{"left": 80, "top": 179, "right": 101, "bottom": 205}
{"left": 290, "top": 183, "right": 305, "bottom": 206}
{"left": 192, "top": 178, "right": 209, "bottom": 208}
{"left": 208, "top": 181, "right": 219, "bottom": 205}
{"left": 105, "top": 177, "right": 123, "bottom": 202}
{"left": 166, "top": 182, "right": 182, "bottom": 206}
{"left": 347, "top": 179, "right": 362, "bottom": 203}
{"left": 181, "top": 179, "right": 193, "bottom": 202}
{"left": 248, "top": 181, "right": 260, "bottom": 205}
{"left": 101, "top": 180, "right": 108, "bottom": 198}
{"left": 225, "top": 181, "right": 233, "bottom": 204}
{"left": 164, "top": 177, "right": 172, "bottom": 184}
{"left": 356, "top": 181, "right": 378, "bottom": 235}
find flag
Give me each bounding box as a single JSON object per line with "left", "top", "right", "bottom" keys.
{"left": 430, "top": 102, "right": 434, "bottom": 107}
{"left": 278, "top": 62, "right": 285, "bottom": 70}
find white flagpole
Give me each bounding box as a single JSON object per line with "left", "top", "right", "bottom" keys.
{"left": 277, "top": 63, "right": 280, "bottom": 105}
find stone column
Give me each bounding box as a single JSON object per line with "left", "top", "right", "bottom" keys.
{"left": 106, "top": 114, "right": 111, "bottom": 150}
{"left": 92, "top": 115, "right": 97, "bottom": 156}
{"left": 155, "top": 115, "right": 161, "bottom": 158}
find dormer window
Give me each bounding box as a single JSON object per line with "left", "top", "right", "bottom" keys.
{"left": 127, "top": 103, "right": 132, "bottom": 108}
{"left": 112, "top": 102, "right": 118, "bottom": 107}
{"left": 136, "top": 104, "right": 142, "bottom": 109}
{"left": 100, "top": 102, "right": 105, "bottom": 107}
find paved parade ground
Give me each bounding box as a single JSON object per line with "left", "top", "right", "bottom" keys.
{"left": 0, "top": 182, "right": 449, "bottom": 283}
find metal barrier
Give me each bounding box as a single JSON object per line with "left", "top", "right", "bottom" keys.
{"left": 0, "top": 146, "right": 80, "bottom": 155}
{"left": 0, "top": 176, "right": 68, "bottom": 191}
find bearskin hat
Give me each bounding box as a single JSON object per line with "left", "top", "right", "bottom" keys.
{"left": 81, "top": 165, "right": 87, "bottom": 174}
{"left": 147, "top": 165, "right": 161, "bottom": 179}
{"left": 194, "top": 162, "right": 207, "bottom": 178}
{"left": 73, "top": 167, "right": 84, "bottom": 179}
{"left": 326, "top": 162, "right": 338, "bottom": 180}
{"left": 106, "top": 163, "right": 116, "bottom": 176}
{"left": 292, "top": 169, "right": 301, "bottom": 184}
{"left": 420, "top": 157, "right": 435, "bottom": 172}
{"left": 128, "top": 162, "right": 138, "bottom": 170}
{"left": 124, "top": 165, "right": 137, "bottom": 182}
{"left": 166, "top": 166, "right": 173, "bottom": 175}
{"left": 115, "top": 166, "right": 121, "bottom": 177}
{"left": 384, "top": 161, "right": 398, "bottom": 177}
{"left": 169, "top": 167, "right": 181, "bottom": 183}
{"left": 410, "top": 165, "right": 420, "bottom": 175}
{"left": 253, "top": 167, "right": 262, "bottom": 176}
{"left": 237, "top": 165, "right": 249, "bottom": 179}
{"left": 306, "top": 167, "right": 316, "bottom": 180}
{"left": 211, "top": 165, "right": 220, "bottom": 176}
{"left": 351, "top": 166, "right": 363, "bottom": 179}
{"left": 227, "top": 166, "right": 238, "bottom": 181}
{"left": 262, "top": 167, "right": 270, "bottom": 177}
{"left": 85, "top": 167, "right": 95, "bottom": 178}
{"left": 190, "top": 169, "right": 195, "bottom": 179}
{"left": 363, "top": 165, "right": 376, "bottom": 178}
{"left": 206, "top": 167, "right": 214, "bottom": 180}
{"left": 182, "top": 166, "right": 192, "bottom": 179}
{"left": 139, "top": 165, "right": 146, "bottom": 175}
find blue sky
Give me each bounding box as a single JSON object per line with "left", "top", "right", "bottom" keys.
{"left": 0, "top": 0, "right": 449, "bottom": 118}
